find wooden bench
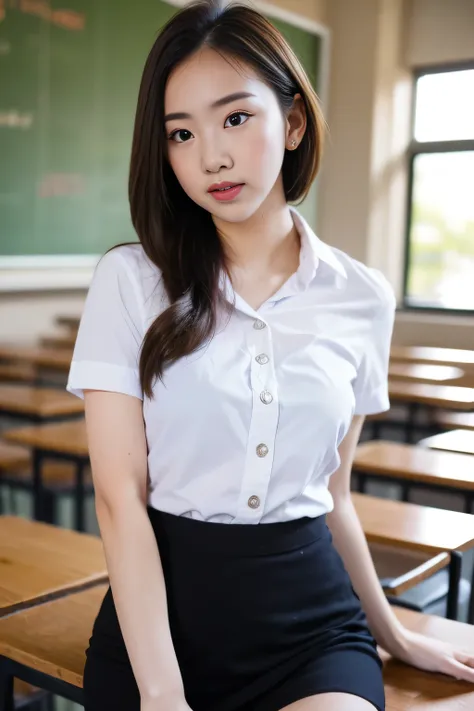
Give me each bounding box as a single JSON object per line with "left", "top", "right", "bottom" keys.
{"left": 1, "top": 585, "right": 474, "bottom": 711}
{"left": 4, "top": 420, "right": 89, "bottom": 530}
{"left": 0, "top": 516, "right": 106, "bottom": 617}
{"left": 353, "top": 491, "right": 474, "bottom": 621}
{"left": 391, "top": 345, "right": 474, "bottom": 372}
{"left": 369, "top": 544, "right": 449, "bottom": 597}
{"left": 353, "top": 440, "right": 474, "bottom": 512}
{"left": 388, "top": 363, "right": 465, "bottom": 384}
{"left": 419, "top": 429, "right": 474, "bottom": 456}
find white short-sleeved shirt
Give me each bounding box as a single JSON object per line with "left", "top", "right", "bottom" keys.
{"left": 67, "top": 208, "right": 396, "bottom": 524}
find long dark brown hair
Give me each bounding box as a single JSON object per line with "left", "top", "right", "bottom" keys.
{"left": 129, "top": 0, "right": 326, "bottom": 397}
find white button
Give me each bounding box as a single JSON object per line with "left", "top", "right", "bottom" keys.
{"left": 260, "top": 390, "right": 273, "bottom": 405}
{"left": 256, "top": 443, "right": 269, "bottom": 457}
{"left": 248, "top": 495, "right": 260, "bottom": 509}
{"left": 256, "top": 353, "right": 269, "bottom": 365}
{"left": 253, "top": 320, "right": 266, "bottom": 330}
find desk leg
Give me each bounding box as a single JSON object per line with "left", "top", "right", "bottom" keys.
{"left": 356, "top": 473, "right": 367, "bottom": 494}
{"left": 446, "top": 551, "right": 462, "bottom": 621}
{"left": 405, "top": 403, "right": 419, "bottom": 444}
{"left": 0, "top": 658, "right": 14, "bottom": 711}
{"left": 75, "top": 459, "right": 86, "bottom": 532}
{"left": 468, "top": 556, "right": 474, "bottom": 625}
{"left": 32, "top": 448, "right": 45, "bottom": 522}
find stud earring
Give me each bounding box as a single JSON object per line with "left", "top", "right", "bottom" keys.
{"left": 290, "top": 139, "right": 297, "bottom": 149}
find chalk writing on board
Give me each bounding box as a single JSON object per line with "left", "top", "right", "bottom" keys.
{"left": 38, "top": 173, "right": 85, "bottom": 198}
{"left": 0, "top": 1, "right": 85, "bottom": 30}
{"left": 0, "top": 111, "right": 33, "bottom": 128}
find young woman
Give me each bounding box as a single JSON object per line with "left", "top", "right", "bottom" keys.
{"left": 67, "top": 2, "right": 474, "bottom": 710}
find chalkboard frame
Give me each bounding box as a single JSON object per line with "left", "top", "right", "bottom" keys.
{"left": 0, "top": 0, "right": 330, "bottom": 292}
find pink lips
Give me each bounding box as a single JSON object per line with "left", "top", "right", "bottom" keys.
{"left": 207, "top": 182, "right": 244, "bottom": 202}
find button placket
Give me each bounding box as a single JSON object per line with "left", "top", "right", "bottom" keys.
{"left": 234, "top": 319, "right": 278, "bottom": 522}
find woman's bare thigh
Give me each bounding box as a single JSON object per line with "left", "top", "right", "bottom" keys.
{"left": 279, "top": 692, "right": 379, "bottom": 711}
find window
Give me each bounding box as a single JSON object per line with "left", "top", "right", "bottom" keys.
{"left": 404, "top": 65, "right": 474, "bottom": 312}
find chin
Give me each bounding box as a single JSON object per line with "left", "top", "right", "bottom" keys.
{"left": 207, "top": 197, "right": 266, "bottom": 224}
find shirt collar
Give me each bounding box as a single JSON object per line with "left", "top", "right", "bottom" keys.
{"left": 218, "top": 207, "right": 348, "bottom": 310}
{"left": 289, "top": 207, "right": 348, "bottom": 289}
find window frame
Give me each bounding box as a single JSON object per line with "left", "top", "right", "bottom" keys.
{"left": 402, "top": 60, "right": 474, "bottom": 315}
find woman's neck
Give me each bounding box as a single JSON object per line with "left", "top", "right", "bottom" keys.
{"left": 213, "top": 189, "right": 300, "bottom": 276}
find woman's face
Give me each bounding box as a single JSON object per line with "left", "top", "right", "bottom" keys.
{"left": 164, "top": 47, "right": 298, "bottom": 224}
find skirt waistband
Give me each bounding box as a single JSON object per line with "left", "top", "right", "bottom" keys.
{"left": 147, "top": 506, "right": 328, "bottom": 556}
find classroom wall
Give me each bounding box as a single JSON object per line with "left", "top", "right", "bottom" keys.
{"left": 269, "top": 0, "right": 327, "bottom": 23}
{"left": 318, "top": 0, "right": 474, "bottom": 348}
{"left": 406, "top": 0, "right": 474, "bottom": 67}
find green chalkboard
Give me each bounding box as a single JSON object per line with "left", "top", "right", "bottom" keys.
{"left": 0, "top": 1, "right": 321, "bottom": 257}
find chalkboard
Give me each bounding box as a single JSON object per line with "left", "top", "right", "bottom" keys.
{"left": 0, "top": 0, "right": 321, "bottom": 258}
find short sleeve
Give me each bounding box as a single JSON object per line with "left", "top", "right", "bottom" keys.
{"left": 66, "top": 248, "right": 144, "bottom": 400}
{"left": 352, "top": 274, "right": 396, "bottom": 416}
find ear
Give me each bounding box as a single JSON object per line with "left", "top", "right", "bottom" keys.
{"left": 285, "top": 93, "right": 307, "bottom": 151}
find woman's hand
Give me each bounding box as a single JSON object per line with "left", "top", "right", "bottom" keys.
{"left": 391, "top": 628, "right": 474, "bottom": 683}
{"left": 141, "top": 690, "right": 193, "bottom": 711}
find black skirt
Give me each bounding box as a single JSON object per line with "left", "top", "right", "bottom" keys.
{"left": 83, "top": 507, "right": 385, "bottom": 711}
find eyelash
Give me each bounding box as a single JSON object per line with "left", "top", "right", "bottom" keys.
{"left": 167, "top": 111, "right": 253, "bottom": 143}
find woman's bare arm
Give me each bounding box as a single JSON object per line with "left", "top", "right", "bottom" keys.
{"left": 84, "top": 390, "right": 189, "bottom": 707}
{"left": 326, "top": 415, "right": 407, "bottom": 655}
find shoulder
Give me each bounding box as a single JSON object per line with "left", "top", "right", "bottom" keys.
{"left": 330, "top": 246, "right": 396, "bottom": 316}
{"left": 94, "top": 243, "right": 157, "bottom": 284}
{"left": 91, "top": 244, "right": 166, "bottom": 318}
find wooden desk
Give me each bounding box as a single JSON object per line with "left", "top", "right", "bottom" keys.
{"left": 0, "top": 517, "right": 106, "bottom": 617}
{"left": 0, "top": 363, "right": 37, "bottom": 384}
{"left": 56, "top": 315, "right": 81, "bottom": 332}
{"left": 419, "top": 429, "right": 474, "bottom": 456}
{"left": 0, "top": 442, "right": 30, "bottom": 473}
{"left": 0, "top": 345, "right": 72, "bottom": 373}
{"left": 388, "top": 363, "right": 465, "bottom": 384}
{"left": 383, "top": 607, "right": 474, "bottom": 710}
{"left": 353, "top": 491, "right": 474, "bottom": 620}
{"left": 4, "top": 420, "right": 89, "bottom": 530}
{"left": 389, "top": 381, "right": 474, "bottom": 410}
{"left": 437, "top": 411, "right": 474, "bottom": 432}
{"left": 40, "top": 335, "right": 77, "bottom": 350}
{"left": 0, "top": 385, "right": 82, "bottom": 422}
{"left": 354, "top": 492, "right": 474, "bottom": 555}
{"left": 388, "top": 381, "right": 474, "bottom": 443}
{"left": 391, "top": 345, "right": 474, "bottom": 372}
{"left": 354, "top": 440, "right": 474, "bottom": 500}
{"left": 1, "top": 586, "right": 474, "bottom": 711}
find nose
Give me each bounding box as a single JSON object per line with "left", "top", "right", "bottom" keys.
{"left": 201, "top": 137, "right": 234, "bottom": 174}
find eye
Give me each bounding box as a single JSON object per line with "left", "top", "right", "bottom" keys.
{"left": 224, "top": 111, "right": 252, "bottom": 128}
{"left": 168, "top": 128, "right": 193, "bottom": 143}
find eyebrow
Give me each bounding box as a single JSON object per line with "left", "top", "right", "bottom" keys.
{"left": 164, "top": 91, "right": 257, "bottom": 123}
